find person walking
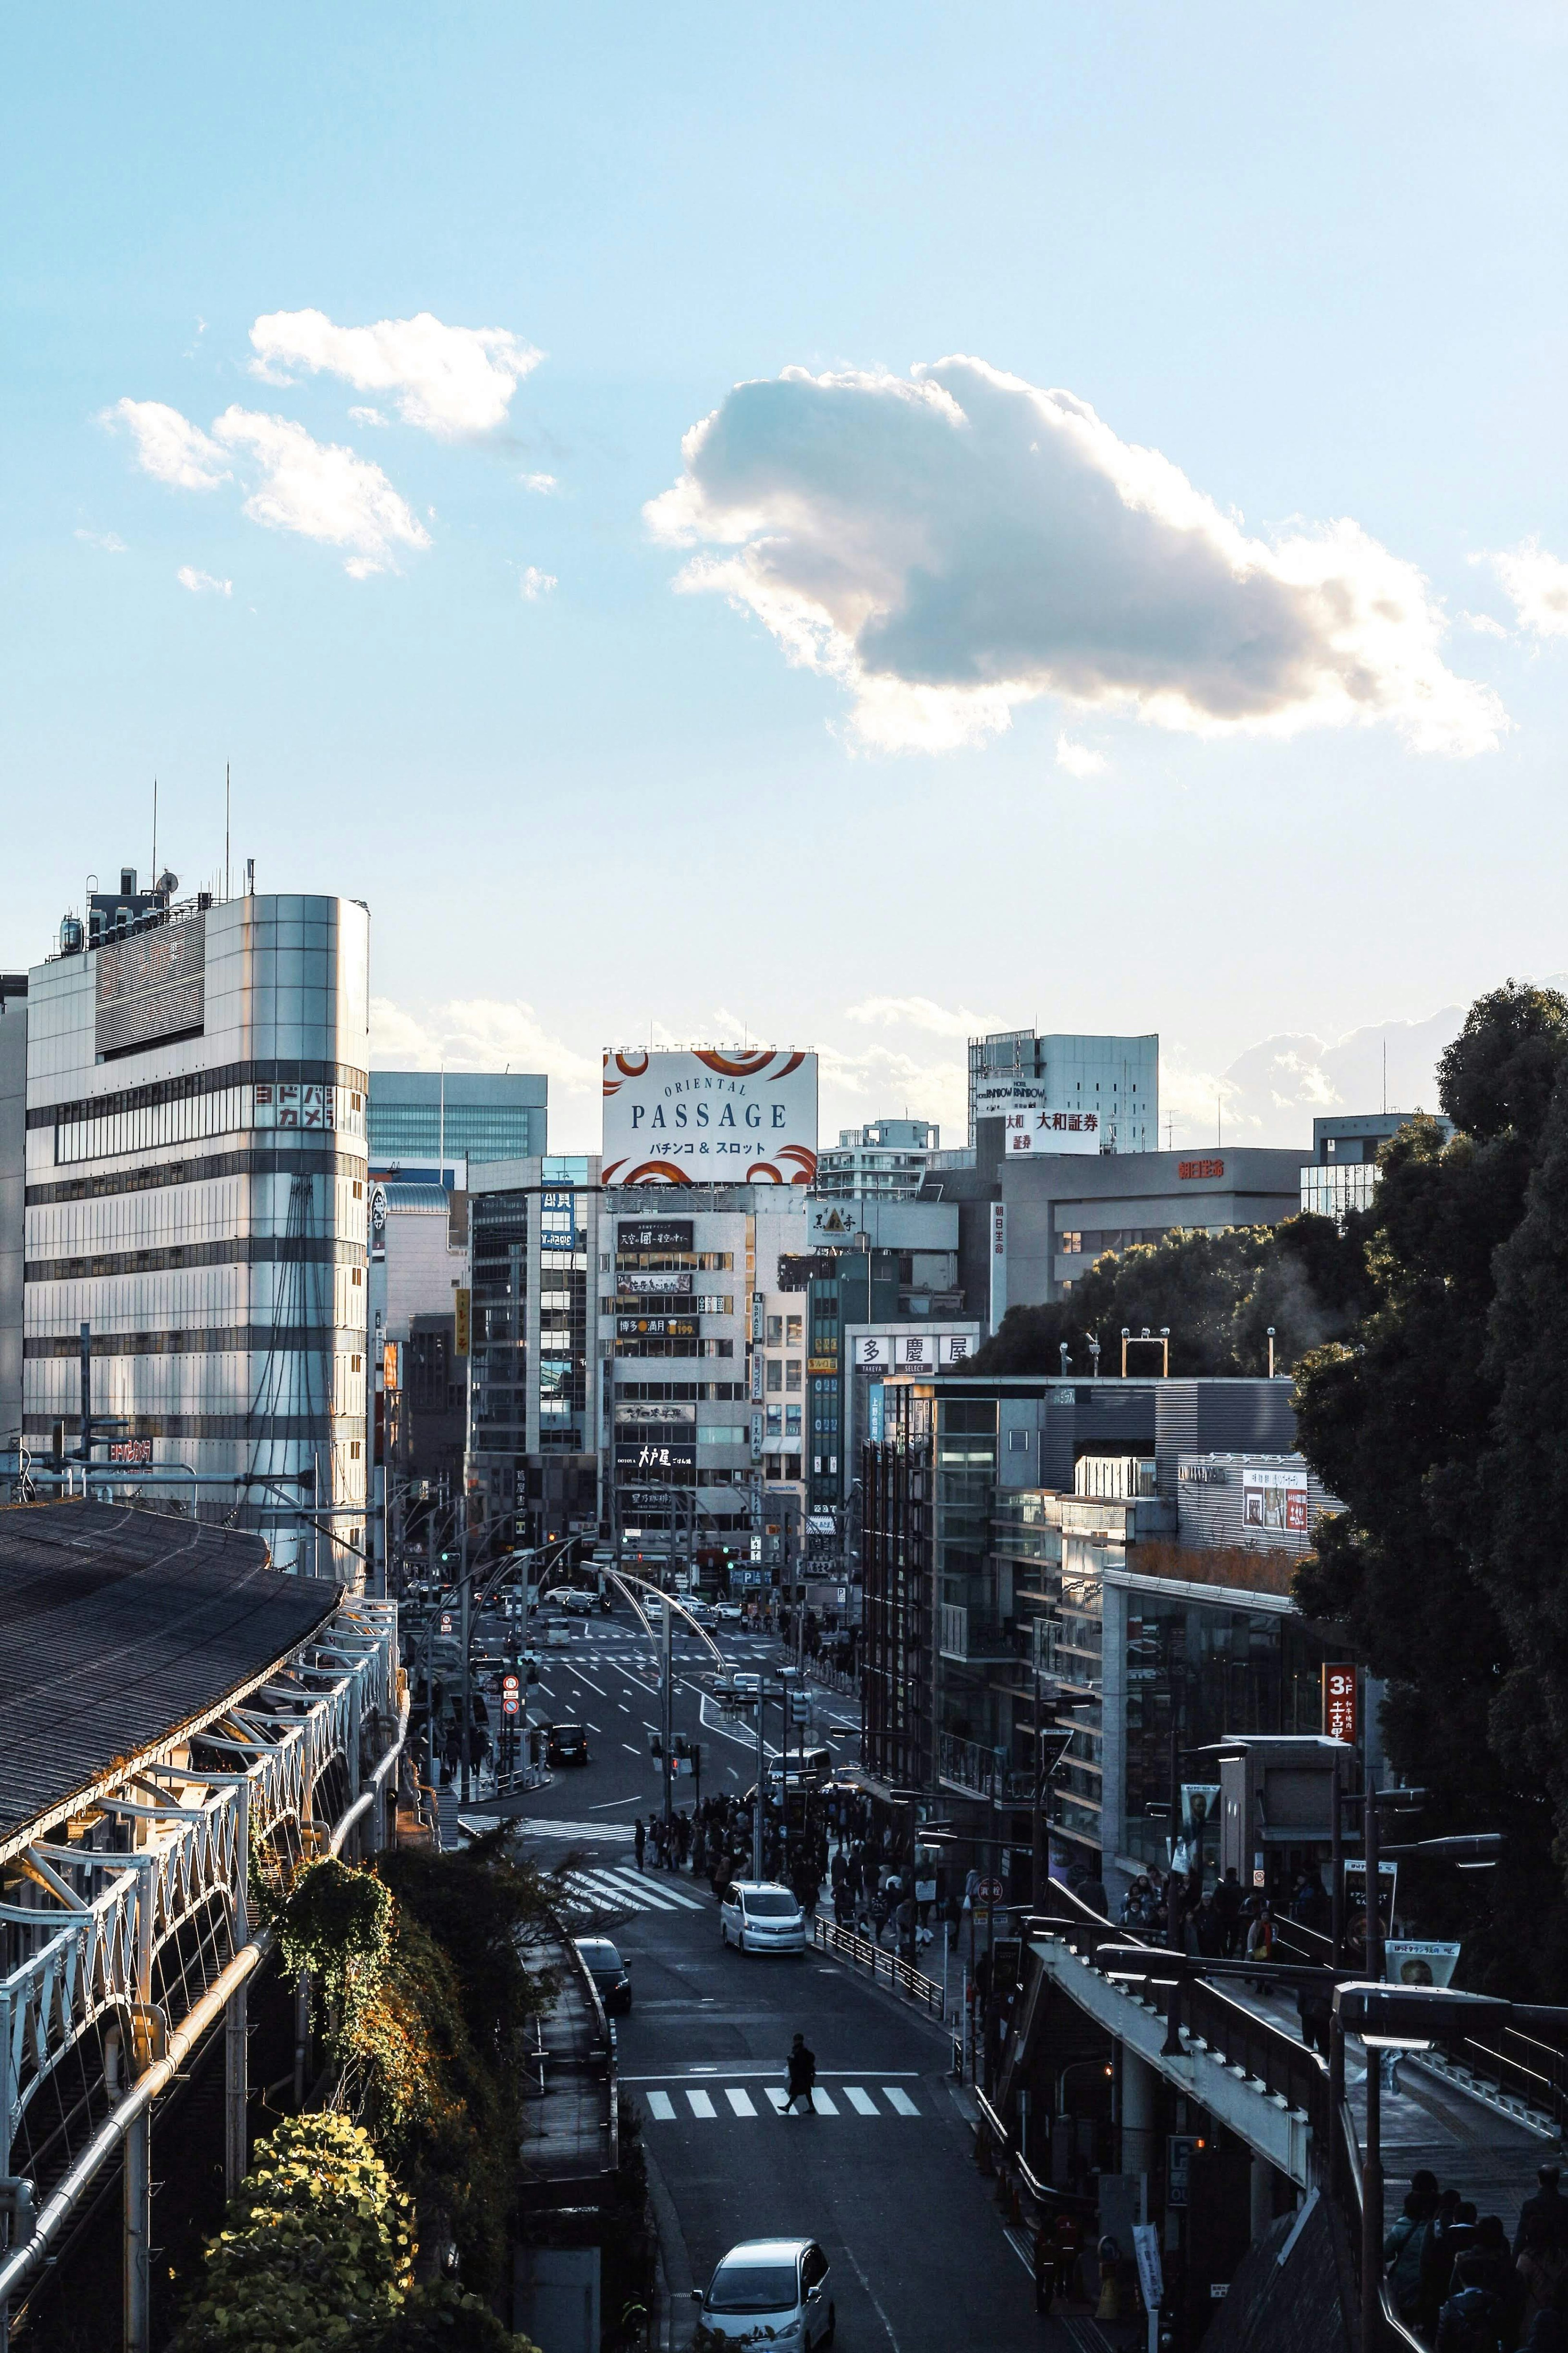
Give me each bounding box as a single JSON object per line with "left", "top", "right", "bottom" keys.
{"left": 634, "top": 1817, "right": 646, "bottom": 1871}
{"left": 782, "top": 2032, "right": 817, "bottom": 2117}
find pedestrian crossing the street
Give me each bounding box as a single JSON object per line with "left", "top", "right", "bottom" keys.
{"left": 640, "top": 2080, "right": 922, "bottom": 2123}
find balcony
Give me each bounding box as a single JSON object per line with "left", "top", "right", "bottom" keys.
{"left": 936, "top": 1604, "right": 1014, "bottom": 1663}
{"left": 937, "top": 1730, "right": 1035, "bottom": 1805}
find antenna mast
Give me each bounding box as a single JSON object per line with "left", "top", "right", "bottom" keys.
{"left": 152, "top": 777, "right": 158, "bottom": 887}
{"left": 225, "top": 763, "right": 231, "bottom": 900}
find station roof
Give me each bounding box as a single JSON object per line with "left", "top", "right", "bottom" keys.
{"left": 0, "top": 1500, "right": 342, "bottom": 1858}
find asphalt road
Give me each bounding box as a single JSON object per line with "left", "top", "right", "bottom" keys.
{"left": 493, "top": 1606, "right": 1061, "bottom": 2353}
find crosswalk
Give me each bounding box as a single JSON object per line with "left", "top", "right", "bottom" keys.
{"left": 557, "top": 1865, "right": 711, "bottom": 1922}
{"left": 641, "top": 2081, "right": 922, "bottom": 2122}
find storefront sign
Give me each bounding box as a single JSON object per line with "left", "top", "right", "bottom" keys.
{"left": 1323, "top": 1664, "right": 1358, "bottom": 1744}
{"left": 617, "top": 1315, "right": 697, "bottom": 1339}
{"left": 453, "top": 1287, "right": 471, "bottom": 1358}
{"left": 617, "top": 1218, "right": 693, "bottom": 1251}
{"left": 1004, "top": 1106, "right": 1100, "bottom": 1156}
{"left": 107, "top": 1437, "right": 153, "bottom": 1465}
{"left": 602, "top": 1048, "right": 817, "bottom": 1187}
{"left": 973, "top": 1075, "right": 1047, "bottom": 1120}
{"left": 1178, "top": 1158, "right": 1225, "bottom": 1180}
{"left": 1243, "top": 1465, "right": 1308, "bottom": 1532}
{"left": 615, "top": 1441, "right": 695, "bottom": 1474}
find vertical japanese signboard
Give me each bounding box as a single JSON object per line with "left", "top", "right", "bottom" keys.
{"left": 1323, "top": 1664, "right": 1358, "bottom": 1745}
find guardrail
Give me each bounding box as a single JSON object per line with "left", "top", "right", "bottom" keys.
{"left": 812, "top": 1915, "right": 945, "bottom": 2016}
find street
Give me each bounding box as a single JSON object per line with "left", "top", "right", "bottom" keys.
{"left": 495, "top": 1604, "right": 1058, "bottom": 2353}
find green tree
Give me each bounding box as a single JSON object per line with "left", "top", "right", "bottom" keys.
{"left": 972, "top": 1214, "right": 1369, "bottom": 1380}
{"left": 1293, "top": 984, "right": 1568, "bottom": 1994}
{"left": 175, "top": 2112, "right": 414, "bottom": 2353}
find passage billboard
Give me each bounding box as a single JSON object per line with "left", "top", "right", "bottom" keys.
{"left": 602, "top": 1048, "right": 817, "bottom": 1186}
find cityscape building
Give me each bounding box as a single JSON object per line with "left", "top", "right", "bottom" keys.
{"left": 368, "top": 1068, "right": 546, "bottom": 1172}
{"left": 0, "top": 975, "right": 24, "bottom": 1459}
{"left": 1298, "top": 1108, "right": 1454, "bottom": 1220}
{"left": 860, "top": 1367, "right": 1347, "bottom": 1904}
{"left": 18, "top": 881, "right": 370, "bottom": 1575}
{"left": 967, "top": 1028, "right": 1159, "bottom": 1150}
{"left": 815, "top": 1117, "right": 939, "bottom": 1198}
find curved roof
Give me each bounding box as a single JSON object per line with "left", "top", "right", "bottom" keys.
{"left": 0, "top": 1499, "right": 342, "bottom": 1856}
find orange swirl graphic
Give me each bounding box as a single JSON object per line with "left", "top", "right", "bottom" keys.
{"left": 695, "top": 1049, "right": 775, "bottom": 1077}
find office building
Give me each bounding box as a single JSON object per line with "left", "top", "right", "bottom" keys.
{"left": 967, "top": 1029, "right": 1158, "bottom": 1151}
{"left": 600, "top": 1188, "right": 811, "bottom": 1578}
{"left": 860, "top": 1369, "right": 1346, "bottom": 1903}
{"left": 466, "top": 1155, "right": 604, "bottom": 1540}
{"left": 370, "top": 1176, "right": 470, "bottom": 1512}
{"left": 368, "top": 1069, "right": 546, "bottom": 1172}
{"left": 815, "top": 1118, "right": 939, "bottom": 1199}
{"left": 1298, "top": 1110, "right": 1454, "bottom": 1221}
{"left": 21, "top": 881, "right": 370, "bottom": 1575}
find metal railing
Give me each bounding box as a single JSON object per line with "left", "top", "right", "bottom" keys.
{"left": 812, "top": 1915, "right": 945, "bottom": 2016}
{"left": 937, "top": 1731, "right": 1033, "bottom": 1804}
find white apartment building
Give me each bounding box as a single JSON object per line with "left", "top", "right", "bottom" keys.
{"left": 815, "top": 1118, "right": 939, "bottom": 1199}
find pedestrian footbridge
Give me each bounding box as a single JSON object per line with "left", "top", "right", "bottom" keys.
{"left": 0, "top": 1501, "right": 408, "bottom": 2353}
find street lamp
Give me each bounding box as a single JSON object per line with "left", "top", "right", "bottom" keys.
{"left": 1266, "top": 1325, "right": 1276, "bottom": 1379}
{"left": 1120, "top": 1327, "right": 1170, "bottom": 1377}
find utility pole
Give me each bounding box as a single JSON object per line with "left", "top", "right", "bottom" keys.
{"left": 1362, "top": 1790, "right": 1384, "bottom": 2353}
{"left": 77, "top": 1321, "right": 93, "bottom": 1465}
{"left": 661, "top": 1582, "right": 674, "bottom": 1832}
{"left": 752, "top": 1684, "right": 766, "bottom": 1881}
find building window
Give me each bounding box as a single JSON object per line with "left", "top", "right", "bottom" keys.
{"left": 786, "top": 1405, "right": 802, "bottom": 1436}
{"left": 1059, "top": 1231, "right": 1082, "bottom": 1254}
{"left": 766, "top": 1314, "right": 784, "bottom": 1345}
{"left": 766, "top": 1359, "right": 783, "bottom": 1392}
{"left": 766, "top": 1405, "right": 782, "bottom": 1438}
{"left": 785, "top": 1360, "right": 802, "bottom": 1391}
{"left": 786, "top": 1315, "right": 803, "bottom": 1345}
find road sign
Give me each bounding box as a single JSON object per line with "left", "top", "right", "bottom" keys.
{"left": 1167, "top": 2134, "right": 1202, "bottom": 2209}
{"left": 440, "top": 1614, "right": 453, "bottom": 1634}
{"left": 503, "top": 1696, "right": 519, "bottom": 1717}
{"left": 502, "top": 1673, "right": 519, "bottom": 1691}
{"left": 977, "top": 1877, "right": 1006, "bottom": 1902}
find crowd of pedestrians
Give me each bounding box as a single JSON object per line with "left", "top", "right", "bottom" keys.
{"left": 1385, "top": 2163, "right": 1568, "bottom": 2351}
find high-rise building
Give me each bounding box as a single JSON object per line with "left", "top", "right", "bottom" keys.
{"left": 815, "top": 1118, "right": 939, "bottom": 1198}
{"left": 967, "top": 1029, "right": 1158, "bottom": 1151}
{"left": 21, "top": 881, "right": 370, "bottom": 1575}
{"left": 368, "top": 1070, "right": 547, "bottom": 1171}
{"left": 0, "top": 974, "right": 26, "bottom": 1456}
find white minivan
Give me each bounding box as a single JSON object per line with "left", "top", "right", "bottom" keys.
{"left": 719, "top": 1880, "right": 807, "bottom": 1955}
{"left": 694, "top": 2238, "right": 834, "bottom": 2349}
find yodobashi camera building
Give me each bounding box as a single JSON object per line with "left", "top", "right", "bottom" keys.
{"left": 22, "top": 875, "right": 370, "bottom": 1574}
{"left": 600, "top": 1048, "right": 818, "bottom": 1189}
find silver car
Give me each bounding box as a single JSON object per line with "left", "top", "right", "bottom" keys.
{"left": 693, "top": 2237, "right": 834, "bottom": 2349}
{"left": 719, "top": 1880, "right": 807, "bottom": 1955}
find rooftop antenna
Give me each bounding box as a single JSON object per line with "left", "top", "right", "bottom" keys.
{"left": 1382, "top": 1040, "right": 1388, "bottom": 1115}
{"left": 439, "top": 1064, "right": 445, "bottom": 1182}
{"left": 151, "top": 777, "right": 158, "bottom": 888}
{"left": 225, "top": 763, "right": 231, "bottom": 900}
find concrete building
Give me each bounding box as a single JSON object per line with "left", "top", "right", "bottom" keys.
{"left": 370, "top": 1177, "right": 470, "bottom": 1519}
{"left": 368, "top": 1068, "right": 546, "bottom": 1171}
{"left": 0, "top": 976, "right": 24, "bottom": 1459}
{"left": 601, "top": 1188, "right": 811, "bottom": 1577}
{"left": 967, "top": 1028, "right": 1158, "bottom": 1151}
{"left": 20, "top": 884, "right": 370, "bottom": 1575}
{"left": 466, "top": 1155, "right": 604, "bottom": 1541}
{"left": 860, "top": 1369, "right": 1349, "bottom": 1904}
{"left": 1298, "top": 1109, "right": 1453, "bottom": 1221}
{"left": 815, "top": 1118, "right": 939, "bottom": 1199}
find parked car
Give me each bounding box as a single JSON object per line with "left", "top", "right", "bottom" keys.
{"left": 714, "top": 1600, "right": 744, "bottom": 1622}
{"left": 719, "top": 1881, "right": 807, "bottom": 1955}
{"left": 560, "top": 1588, "right": 597, "bottom": 1617}
{"left": 729, "top": 1671, "right": 762, "bottom": 1699}
{"left": 546, "top": 1722, "right": 590, "bottom": 1767}
{"left": 694, "top": 2240, "right": 833, "bottom": 2349}
{"left": 573, "top": 1935, "right": 631, "bottom": 2014}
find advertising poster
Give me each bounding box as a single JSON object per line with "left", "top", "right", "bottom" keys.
{"left": 1172, "top": 1784, "right": 1221, "bottom": 1878}
{"left": 973, "top": 1076, "right": 1047, "bottom": 1120}
{"left": 1343, "top": 1857, "right": 1399, "bottom": 1942}
{"left": 1004, "top": 1106, "right": 1101, "bottom": 1156}
{"left": 1242, "top": 1465, "right": 1309, "bottom": 1532}
{"left": 602, "top": 1048, "right": 817, "bottom": 1185}
{"left": 1384, "top": 1939, "right": 1461, "bottom": 1989}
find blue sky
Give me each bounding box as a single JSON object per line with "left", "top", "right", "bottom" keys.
{"left": 7, "top": 4, "right": 1568, "bottom": 1149}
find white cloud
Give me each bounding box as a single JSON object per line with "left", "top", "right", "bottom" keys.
{"left": 102, "top": 397, "right": 230, "bottom": 490}
{"left": 1483, "top": 539, "right": 1568, "bottom": 639}
{"left": 210, "top": 407, "right": 431, "bottom": 575}
{"left": 369, "top": 997, "right": 600, "bottom": 1100}
{"left": 520, "top": 565, "right": 557, "bottom": 600}
{"left": 647, "top": 355, "right": 1503, "bottom": 757}
{"left": 521, "top": 471, "right": 559, "bottom": 494}
{"left": 1056, "top": 732, "right": 1107, "bottom": 776}
{"left": 176, "top": 565, "right": 232, "bottom": 596}
{"left": 844, "top": 993, "right": 996, "bottom": 1040}
{"left": 1462, "top": 610, "right": 1510, "bottom": 638}
{"left": 249, "top": 308, "right": 541, "bottom": 438}
{"left": 76, "top": 528, "right": 127, "bottom": 552}
{"left": 349, "top": 405, "right": 389, "bottom": 427}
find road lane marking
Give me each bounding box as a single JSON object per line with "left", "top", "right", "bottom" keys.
{"left": 566, "top": 1669, "right": 608, "bottom": 1696}
{"left": 570, "top": 1871, "right": 686, "bottom": 1913}
{"left": 764, "top": 2086, "right": 790, "bottom": 2113}
{"left": 685, "top": 2090, "right": 716, "bottom": 2117}
{"left": 725, "top": 2088, "right": 756, "bottom": 2116}
{"left": 647, "top": 2092, "right": 675, "bottom": 2120}
{"left": 882, "top": 2087, "right": 920, "bottom": 2114}
{"left": 844, "top": 2243, "right": 903, "bottom": 2353}
{"left": 810, "top": 2087, "right": 838, "bottom": 2114}
{"left": 599, "top": 1868, "right": 707, "bottom": 1913}
{"left": 621, "top": 1743, "right": 640, "bottom": 1754}
{"left": 842, "top": 2086, "right": 877, "bottom": 2114}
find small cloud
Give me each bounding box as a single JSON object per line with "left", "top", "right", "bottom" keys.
{"left": 1479, "top": 539, "right": 1568, "bottom": 640}
{"left": 248, "top": 308, "right": 542, "bottom": 438}
{"left": 521, "top": 471, "right": 559, "bottom": 494}
{"left": 1461, "top": 611, "right": 1510, "bottom": 638}
{"left": 75, "top": 528, "right": 127, "bottom": 552}
{"left": 349, "top": 405, "right": 389, "bottom": 427}
{"left": 844, "top": 994, "right": 997, "bottom": 1039}
{"left": 102, "top": 397, "right": 231, "bottom": 490}
{"left": 195, "top": 317, "right": 207, "bottom": 337}
{"left": 176, "top": 565, "right": 232, "bottom": 596}
{"left": 520, "top": 566, "right": 557, "bottom": 600}
{"left": 1056, "top": 732, "right": 1107, "bottom": 776}
{"left": 212, "top": 406, "right": 431, "bottom": 577}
